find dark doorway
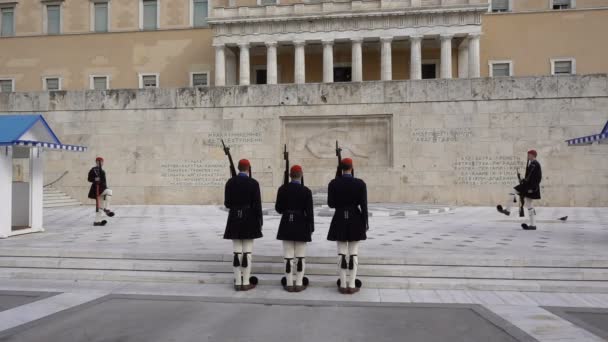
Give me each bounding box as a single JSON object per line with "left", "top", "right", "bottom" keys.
{"left": 255, "top": 69, "right": 267, "bottom": 85}
{"left": 334, "top": 67, "right": 352, "bottom": 82}
{"left": 422, "top": 64, "right": 437, "bottom": 79}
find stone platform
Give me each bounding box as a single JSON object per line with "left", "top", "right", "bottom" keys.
{"left": 0, "top": 205, "right": 607, "bottom": 293}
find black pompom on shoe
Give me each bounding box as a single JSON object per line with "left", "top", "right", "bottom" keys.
{"left": 521, "top": 224, "right": 537, "bottom": 230}
{"left": 496, "top": 205, "right": 510, "bottom": 216}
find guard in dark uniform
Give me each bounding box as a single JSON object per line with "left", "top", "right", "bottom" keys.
{"left": 327, "top": 158, "right": 368, "bottom": 294}
{"left": 275, "top": 165, "right": 314, "bottom": 292}
{"left": 497, "top": 150, "right": 542, "bottom": 230}
{"left": 87, "top": 157, "right": 115, "bottom": 226}
{"left": 223, "top": 159, "right": 263, "bottom": 291}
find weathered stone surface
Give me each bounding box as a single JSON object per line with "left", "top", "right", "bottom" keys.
{"left": 9, "top": 92, "right": 49, "bottom": 112}
{"left": 135, "top": 88, "right": 176, "bottom": 109}
{"left": 1, "top": 75, "right": 606, "bottom": 206}
{"left": 48, "top": 91, "right": 85, "bottom": 111}
{"left": 384, "top": 81, "right": 408, "bottom": 103}
{"left": 447, "top": 79, "right": 471, "bottom": 101}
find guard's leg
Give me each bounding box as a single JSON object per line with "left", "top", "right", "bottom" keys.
{"left": 282, "top": 241, "right": 295, "bottom": 291}
{"left": 232, "top": 240, "right": 243, "bottom": 290}
{"left": 241, "top": 239, "right": 255, "bottom": 290}
{"left": 522, "top": 198, "right": 537, "bottom": 230}
{"left": 337, "top": 241, "right": 348, "bottom": 294}
{"left": 93, "top": 207, "right": 106, "bottom": 226}
{"left": 347, "top": 241, "right": 360, "bottom": 293}
{"left": 497, "top": 192, "right": 517, "bottom": 216}
{"left": 101, "top": 189, "right": 115, "bottom": 217}
{"left": 294, "top": 241, "right": 307, "bottom": 291}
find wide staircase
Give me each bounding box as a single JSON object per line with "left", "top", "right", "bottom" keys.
{"left": 43, "top": 187, "right": 81, "bottom": 208}
{"left": 0, "top": 249, "right": 606, "bottom": 293}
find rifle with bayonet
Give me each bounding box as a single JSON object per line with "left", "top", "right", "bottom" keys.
{"left": 283, "top": 144, "right": 289, "bottom": 185}
{"left": 283, "top": 144, "right": 304, "bottom": 186}
{"left": 516, "top": 162, "right": 528, "bottom": 217}
{"left": 221, "top": 139, "right": 237, "bottom": 178}
{"left": 335, "top": 141, "right": 342, "bottom": 179}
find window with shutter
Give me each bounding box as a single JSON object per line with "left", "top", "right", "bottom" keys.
{"left": 94, "top": 3, "right": 108, "bottom": 32}
{"left": 45, "top": 78, "right": 60, "bottom": 91}
{"left": 143, "top": 0, "right": 157, "bottom": 30}
{"left": 553, "top": 0, "right": 571, "bottom": 9}
{"left": 0, "top": 80, "right": 13, "bottom": 92}
{"left": 1, "top": 7, "right": 15, "bottom": 37}
{"left": 192, "top": 73, "right": 208, "bottom": 86}
{"left": 93, "top": 76, "right": 108, "bottom": 90}
{"left": 47, "top": 5, "right": 61, "bottom": 34}
{"left": 491, "top": 63, "right": 511, "bottom": 77}
{"left": 491, "top": 0, "right": 509, "bottom": 12}
{"left": 142, "top": 75, "right": 158, "bottom": 88}
{"left": 554, "top": 61, "right": 573, "bottom": 75}
{"left": 193, "top": 0, "right": 208, "bottom": 27}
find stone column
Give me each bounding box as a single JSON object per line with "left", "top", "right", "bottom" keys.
{"left": 0, "top": 147, "right": 12, "bottom": 238}
{"left": 458, "top": 41, "right": 469, "bottom": 78}
{"left": 29, "top": 147, "right": 43, "bottom": 232}
{"left": 266, "top": 41, "right": 278, "bottom": 85}
{"left": 380, "top": 37, "right": 393, "bottom": 81}
{"left": 294, "top": 40, "right": 306, "bottom": 84}
{"left": 468, "top": 33, "right": 481, "bottom": 78}
{"left": 409, "top": 35, "right": 423, "bottom": 80}
{"left": 214, "top": 44, "right": 226, "bottom": 86}
{"left": 239, "top": 43, "right": 250, "bottom": 85}
{"left": 440, "top": 34, "right": 453, "bottom": 79}
{"left": 351, "top": 38, "right": 363, "bottom": 82}
{"left": 322, "top": 39, "right": 334, "bottom": 83}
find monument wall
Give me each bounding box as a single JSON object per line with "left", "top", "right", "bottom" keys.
{"left": 1, "top": 75, "right": 606, "bottom": 206}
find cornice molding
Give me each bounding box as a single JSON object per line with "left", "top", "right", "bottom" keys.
{"left": 212, "top": 10, "right": 483, "bottom": 38}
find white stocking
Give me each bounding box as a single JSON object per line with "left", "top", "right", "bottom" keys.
{"left": 101, "top": 189, "right": 112, "bottom": 211}
{"left": 348, "top": 241, "right": 360, "bottom": 289}
{"left": 295, "top": 242, "right": 307, "bottom": 286}
{"left": 283, "top": 241, "right": 295, "bottom": 287}
{"left": 337, "top": 241, "right": 348, "bottom": 289}
{"left": 525, "top": 198, "right": 536, "bottom": 227}
{"left": 232, "top": 240, "right": 243, "bottom": 286}
{"left": 241, "top": 239, "right": 254, "bottom": 286}
{"left": 504, "top": 192, "right": 518, "bottom": 212}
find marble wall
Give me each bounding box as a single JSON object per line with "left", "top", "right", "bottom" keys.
{"left": 1, "top": 75, "right": 606, "bottom": 206}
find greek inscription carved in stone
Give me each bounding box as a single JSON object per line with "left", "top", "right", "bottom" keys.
{"left": 453, "top": 156, "right": 523, "bottom": 185}
{"left": 206, "top": 132, "right": 263, "bottom": 146}
{"left": 161, "top": 160, "right": 228, "bottom": 186}
{"left": 413, "top": 128, "right": 473, "bottom": 143}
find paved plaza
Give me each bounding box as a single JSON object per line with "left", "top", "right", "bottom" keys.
{"left": 0, "top": 204, "right": 607, "bottom": 341}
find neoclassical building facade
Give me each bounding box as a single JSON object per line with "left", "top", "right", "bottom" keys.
{"left": 0, "top": 0, "right": 606, "bottom": 91}
{"left": 210, "top": 0, "right": 486, "bottom": 87}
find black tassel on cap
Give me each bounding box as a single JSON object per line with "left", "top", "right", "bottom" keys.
{"left": 297, "top": 257, "right": 304, "bottom": 272}
{"left": 285, "top": 259, "right": 292, "bottom": 273}
{"left": 242, "top": 253, "right": 249, "bottom": 268}
{"left": 349, "top": 255, "right": 357, "bottom": 270}
{"left": 340, "top": 254, "right": 347, "bottom": 269}
{"left": 233, "top": 253, "right": 240, "bottom": 267}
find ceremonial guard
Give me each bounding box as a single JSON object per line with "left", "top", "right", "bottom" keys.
{"left": 327, "top": 156, "right": 368, "bottom": 294}
{"left": 87, "top": 157, "right": 115, "bottom": 226}
{"left": 275, "top": 164, "right": 314, "bottom": 292}
{"left": 497, "top": 150, "right": 542, "bottom": 230}
{"left": 223, "top": 159, "right": 263, "bottom": 291}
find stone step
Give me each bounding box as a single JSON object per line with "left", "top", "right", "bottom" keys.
{"left": 42, "top": 187, "right": 81, "bottom": 208}
{"left": 0, "top": 256, "right": 607, "bottom": 282}
{"left": 0, "top": 267, "right": 607, "bottom": 293}
{"left": 0, "top": 248, "right": 606, "bottom": 268}
{"left": 44, "top": 201, "right": 81, "bottom": 208}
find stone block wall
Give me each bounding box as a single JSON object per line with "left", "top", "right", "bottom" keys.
{"left": 1, "top": 75, "right": 606, "bottom": 206}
